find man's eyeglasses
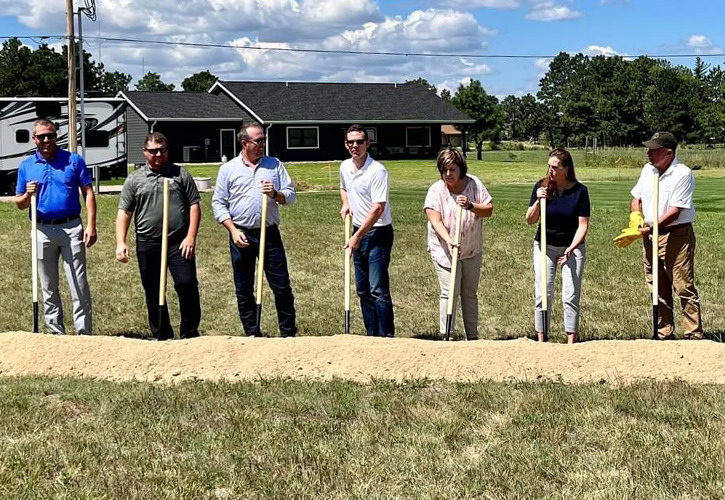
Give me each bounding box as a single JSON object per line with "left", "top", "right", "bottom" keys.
{"left": 34, "top": 133, "right": 57, "bottom": 141}
{"left": 346, "top": 139, "right": 366, "bottom": 146}
{"left": 245, "top": 137, "right": 267, "bottom": 146}
{"left": 144, "top": 147, "right": 168, "bottom": 155}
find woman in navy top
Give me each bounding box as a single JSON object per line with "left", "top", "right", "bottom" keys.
{"left": 525, "top": 148, "right": 590, "bottom": 343}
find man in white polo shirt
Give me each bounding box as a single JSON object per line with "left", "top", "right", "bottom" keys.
{"left": 630, "top": 131, "right": 702, "bottom": 339}
{"left": 340, "top": 124, "right": 395, "bottom": 337}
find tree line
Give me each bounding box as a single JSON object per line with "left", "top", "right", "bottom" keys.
{"left": 0, "top": 38, "right": 217, "bottom": 96}
{"left": 2, "top": 38, "right": 722, "bottom": 149}
{"left": 415, "top": 52, "right": 725, "bottom": 151}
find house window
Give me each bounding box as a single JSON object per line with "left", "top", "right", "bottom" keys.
{"left": 16, "top": 130, "right": 30, "bottom": 143}
{"left": 287, "top": 126, "right": 319, "bottom": 149}
{"left": 406, "top": 126, "right": 431, "bottom": 147}
{"left": 365, "top": 127, "right": 377, "bottom": 143}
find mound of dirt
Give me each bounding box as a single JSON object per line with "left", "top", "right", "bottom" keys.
{"left": 1, "top": 331, "right": 724, "bottom": 384}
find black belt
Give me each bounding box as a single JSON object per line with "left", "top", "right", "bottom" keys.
{"left": 660, "top": 222, "right": 692, "bottom": 234}
{"left": 37, "top": 216, "right": 80, "bottom": 225}
{"left": 234, "top": 224, "right": 277, "bottom": 232}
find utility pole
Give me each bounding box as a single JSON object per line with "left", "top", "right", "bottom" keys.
{"left": 77, "top": 1, "right": 98, "bottom": 193}
{"left": 66, "top": 0, "right": 77, "bottom": 152}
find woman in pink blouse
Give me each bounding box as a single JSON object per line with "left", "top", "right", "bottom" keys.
{"left": 424, "top": 148, "right": 494, "bottom": 339}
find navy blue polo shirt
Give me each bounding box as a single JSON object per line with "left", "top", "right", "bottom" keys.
{"left": 16, "top": 149, "right": 92, "bottom": 220}
{"left": 529, "top": 180, "right": 591, "bottom": 247}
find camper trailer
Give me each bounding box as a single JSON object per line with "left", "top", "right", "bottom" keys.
{"left": 0, "top": 97, "right": 127, "bottom": 194}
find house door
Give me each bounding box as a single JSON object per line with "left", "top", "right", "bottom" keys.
{"left": 220, "top": 129, "right": 236, "bottom": 161}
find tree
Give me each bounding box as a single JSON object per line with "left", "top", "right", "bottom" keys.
{"left": 440, "top": 88, "right": 452, "bottom": 102}
{"left": 450, "top": 79, "right": 502, "bottom": 159}
{"left": 501, "top": 95, "right": 521, "bottom": 140}
{"left": 705, "top": 66, "right": 725, "bottom": 141}
{"left": 0, "top": 37, "right": 109, "bottom": 97}
{"left": 406, "top": 77, "right": 436, "bottom": 93}
{"left": 518, "top": 94, "right": 545, "bottom": 142}
{"left": 181, "top": 70, "right": 218, "bottom": 92}
{"left": 101, "top": 71, "right": 132, "bottom": 95}
{"left": 135, "top": 72, "right": 175, "bottom": 92}
{"left": 693, "top": 56, "right": 710, "bottom": 82}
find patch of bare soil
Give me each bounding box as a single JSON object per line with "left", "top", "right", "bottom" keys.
{"left": 1, "top": 331, "right": 723, "bottom": 385}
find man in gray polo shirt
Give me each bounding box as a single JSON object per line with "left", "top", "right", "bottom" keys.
{"left": 115, "top": 132, "right": 202, "bottom": 340}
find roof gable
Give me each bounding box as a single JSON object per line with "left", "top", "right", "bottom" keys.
{"left": 214, "top": 81, "right": 473, "bottom": 124}
{"left": 120, "top": 91, "right": 250, "bottom": 121}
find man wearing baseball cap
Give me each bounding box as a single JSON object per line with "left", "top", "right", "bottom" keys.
{"left": 615, "top": 131, "right": 703, "bottom": 339}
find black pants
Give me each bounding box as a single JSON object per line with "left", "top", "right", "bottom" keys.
{"left": 137, "top": 237, "right": 201, "bottom": 340}
{"left": 229, "top": 225, "right": 297, "bottom": 336}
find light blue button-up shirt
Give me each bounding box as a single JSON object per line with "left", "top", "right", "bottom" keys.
{"left": 212, "top": 154, "right": 296, "bottom": 228}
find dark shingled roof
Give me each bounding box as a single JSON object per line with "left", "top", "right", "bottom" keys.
{"left": 215, "top": 81, "right": 473, "bottom": 123}
{"left": 121, "top": 91, "right": 250, "bottom": 120}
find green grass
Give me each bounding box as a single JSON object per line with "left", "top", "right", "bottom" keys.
{"left": 104, "top": 147, "right": 725, "bottom": 188}
{"left": 1, "top": 376, "right": 724, "bottom": 499}
{"left": 2, "top": 155, "right": 725, "bottom": 340}
{"left": 3, "top": 150, "right": 725, "bottom": 498}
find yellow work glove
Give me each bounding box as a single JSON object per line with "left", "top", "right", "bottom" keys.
{"left": 612, "top": 227, "right": 642, "bottom": 248}
{"left": 629, "top": 210, "right": 645, "bottom": 230}
{"left": 612, "top": 211, "right": 645, "bottom": 248}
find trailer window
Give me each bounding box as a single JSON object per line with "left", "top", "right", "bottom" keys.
{"left": 16, "top": 130, "right": 30, "bottom": 143}
{"left": 35, "top": 102, "right": 61, "bottom": 118}
{"left": 85, "top": 130, "right": 109, "bottom": 148}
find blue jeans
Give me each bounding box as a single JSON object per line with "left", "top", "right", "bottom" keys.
{"left": 229, "top": 225, "right": 297, "bottom": 337}
{"left": 353, "top": 224, "right": 395, "bottom": 337}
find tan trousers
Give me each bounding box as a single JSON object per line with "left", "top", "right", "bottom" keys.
{"left": 643, "top": 223, "right": 702, "bottom": 339}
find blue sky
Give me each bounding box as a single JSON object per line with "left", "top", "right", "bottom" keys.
{"left": 0, "top": 0, "right": 721, "bottom": 98}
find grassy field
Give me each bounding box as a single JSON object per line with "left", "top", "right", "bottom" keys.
{"left": 1, "top": 376, "right": 725, "bottom": 499}
{"left": 2, "top": 151, "right": 725, "bottom": 498}
{"left": 2, "top": 150, "right": 725, "bottom": 340}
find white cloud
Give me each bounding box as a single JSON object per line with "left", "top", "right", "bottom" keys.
{"left": 2, "top": 1, "right": 501, "bottom": 93}
{"left": 329, "top": 9, "right": 493, "bottom": 53}
{"left": 534, "top": 58, "right": 551, "bottom": 72}
{"left": 459, "top": 58, "right": 493, "bottom": 75}
{"left": 526, "top": 1, "right": 583, "bottom": 21}
{"left": 685, "top": 34, "right": 722, "bottom": 55}
{"left": 687, "top": 35, "right": 711, "bottom": 48}
{"left": 443, "top": 0, "right": 520, "bottom": 7}
{"left": 585, "top": 45, "right": 620, "bottom": 57}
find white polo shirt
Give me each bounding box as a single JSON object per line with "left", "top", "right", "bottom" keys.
{"left": 631, "top": 158, "right": 695, "bottom": 226}
{"left": 340, "top": 154, "right": 393, "bottom": 227}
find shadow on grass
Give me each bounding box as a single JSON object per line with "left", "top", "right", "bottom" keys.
{"left": 704, "top": 330, "right": 725, "bottom": 343}
{"left": 114, "top": 330, "right": 154, "bottom": 341}
{"left": 412, "top": 332, "right": 443, "bottom": 341}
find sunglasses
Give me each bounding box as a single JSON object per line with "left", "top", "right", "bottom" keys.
{"left": 245, "top": 137, "right": 267, "bottom": 146}
{"left": 144, "top": 147, "right": 168, "bottom": 155}
{"left": 34, "top": 133, "right": 58, "bottom": 141}
{"left": 346, "top": 139, "right": 366, "bottom": 146}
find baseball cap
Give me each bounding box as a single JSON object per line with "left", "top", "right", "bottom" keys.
{"left": 643, "top": 131, "right": 678, "bottom": 150}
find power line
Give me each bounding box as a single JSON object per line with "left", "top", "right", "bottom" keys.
{"left": 1, "top": 35, "right": 724, "bottom": 60}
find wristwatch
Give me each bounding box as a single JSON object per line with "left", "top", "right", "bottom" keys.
{"left": 466, "top": 201, "right": 474, "bottom": 211}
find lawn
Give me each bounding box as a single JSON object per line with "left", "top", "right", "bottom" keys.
{"left": 2, "top": 152, "right": 724, "bottom": 340}
{"left": 2, "top": 152, "right": 725, "bottom": 499}
{"left": 1, "top": 376, "right": 724, "bottom": 499}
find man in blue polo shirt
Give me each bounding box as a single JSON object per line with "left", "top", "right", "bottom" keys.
{"left": 13, "top": 119, "right": 97, "bottom": 335}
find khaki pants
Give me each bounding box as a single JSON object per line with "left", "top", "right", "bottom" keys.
{"left": 643, "top": 223, "right": 702, "bottom": 339}
{"left": 432, "top": 252, "right": 483, "bottom": 338}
